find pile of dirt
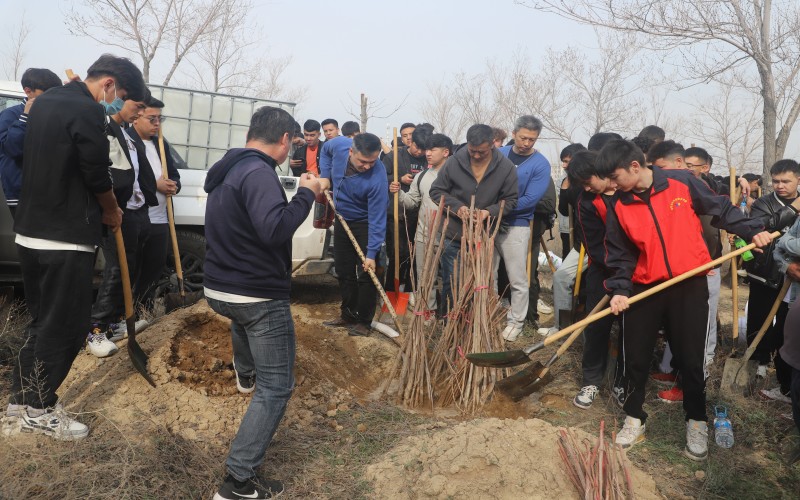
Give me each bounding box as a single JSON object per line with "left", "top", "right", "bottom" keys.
{"left": 366, "top": 417, "right": 662, "bottom": 500}
{"left": 60, "top": 300, "right": 397, "bottom": 442}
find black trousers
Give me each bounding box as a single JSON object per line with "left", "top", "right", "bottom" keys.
{"left": 621, "top": 276, "right": 709, "bottom": 423}
{"left": 10, "top": 246, "right": 94, "bottom": 409}
{"left": 581, "top": 265, "right": 623, "bottom": 387}
{"left": 133, "top": 222, "right": 169, "bottom": 309}
{"left": 91, "top": 207, "right": 151, "bottom": 326}
{"left": 334, "top": 219, "right": 377, "bottom": 326}
{"left": 560, "top": 232, "right": 571, "bottom": 259}
{"left": 747, "top": 280, "right": 791, "bottom": 393}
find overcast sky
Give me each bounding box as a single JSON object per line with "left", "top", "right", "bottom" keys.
{"left": 2, "top": 0, "right": 797, "bottom": 169}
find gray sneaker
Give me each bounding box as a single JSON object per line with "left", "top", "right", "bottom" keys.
{"left": 573, "top": 385, "right": 599, "bottom": 409}
{"left": 1, "top": 404, "right": 27, "bottom": 436}
{"left": 21, "top": 405, "right": 89, "bottom": 441}
{"left": 684, "top": 419, "right": 708, "bottom": 461}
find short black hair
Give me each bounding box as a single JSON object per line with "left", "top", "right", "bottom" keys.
{"left": 646, "top": 140, "right": 685, "bottom": 163}
{"left": 351, "top": 132, "right": 382, "bottom": 155}
{"left": 321, "top": 118, "right": 338, "bottom": 128}
{"left": 631, "top": 136, "right": 654, "bottom": 155}
{"left": 684, "top": 147, "right": 711, "bottom": 165}
{"left": 742, "top": 173, "right": 762, "bottom": 185}
{"left": 596, "top": 139, "right": 646, "bottom": 178}
{"left": 411, "top": 126, "right": 433, "bottom": 150}
{"left": 303, "top": 119, "right": 321, "bottom": 132}
{"left": 400, "top": 122, "right": 416, "bottom": 133}
{"left": 770, "top": 159, "right": 800, "bottom": 177}
{"left": 566, "top": 150, "right": 600, "bottom": 185}
{"left": 638, "top": 125, "right": 666, "bottom": 143}
{"left": 20, "top": 68, "right": 61, "bottom": 92}
{"left": 588, "top": 132, "right": 623, "bottom": 152}
{"left": 466, "top": 124, "right": 494, "bottom": 147}
{"left": 86, "top": 54, "right": 146, "bottom": 102}
{"left": 246, "top": 106, "right": 294, "bottom": 144}
{"left": 427, "top": 133, "right": 453, "bottom": 154}
{"left": 560, "top": 143, "right": 586, "bottom": 161}
{"left": 145, "top": 96, "right": 164, "bottom": 108}
{"left": 341, "top": 121, "right": 360, "bottom": 137}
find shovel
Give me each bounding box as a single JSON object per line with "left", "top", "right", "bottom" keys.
{"left": 325, "top": 190, "right": 405, "bottom": 339}
{"left": 467, "top": 231, "right": 780, "bottom": 368}
{"left": 158, "top": 129, "right": 204, "bottom": 313}
{"left": 540, "top": 237, "right": 557, "bottom": 274}
{"left": 384, "top": 127, "right": 410, "bottom": 315}
{"left": 496, "top": 296, "right": 610, "bottom": 401}
{"left": 721, "top": 278, "right": 790, "bottom": 397}
{"left": 729, "top": 168, "right": 740, "bottom": 346}
{"left": 114, "top": 229, "right": 156, "bottom": 387}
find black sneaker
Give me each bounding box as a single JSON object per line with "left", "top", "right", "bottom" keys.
{"left": 232, "top": 359, "right": 255, "bottom": 394}
{"left": 213, "top": 474, "right": 283, "bottom": 499}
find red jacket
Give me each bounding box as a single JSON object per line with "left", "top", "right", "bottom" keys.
{"left": 603, "top": 167, "right": 764, "bottom": 296}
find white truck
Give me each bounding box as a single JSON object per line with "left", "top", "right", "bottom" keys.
{"left": 0, "top": 81, "right": 333, "bottom": 289}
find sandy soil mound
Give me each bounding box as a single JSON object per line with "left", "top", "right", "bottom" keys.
{"left": 366, "top": 417, "right": 662, "bottom": 500}
{"left": 59, "top": 300, "right": 397, "bottom": 442}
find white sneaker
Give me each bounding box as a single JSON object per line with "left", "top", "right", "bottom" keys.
{"left": 756, "top": 365, "right": 768, "bottom": 379}
{"left": 108, "top": 319, "right": 149, "bottom": 342}
{"left": 537, "top": 326, "right": 558, "bottom": 337}
{"left": 537, "top": 299, "right": 553, "bottom": 315}
{"left": 1, "top": 404, "right": 27, "bottom": 436}
{"left": 21, "top": 405, "right": 89, "bottom": 440}
{"left": 615, "top": 416, "right": 645, "bottom": 448}
{"left": 759, "top": 387, "right": 792, "bottom": 404}
{"left": 87, "top": 329, "right": 118, "bottom": 358}
{"left": 684, "top": 419, "right": 708, "bottom": 461}
{"left": 573, "top": 385, "right": 599, "bottom": 409}
{"left": 502, "top": 324, "right": 523, "bottom": 342}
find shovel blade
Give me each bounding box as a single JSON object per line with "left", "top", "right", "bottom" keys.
{"left": 467, "top": 349, "right": 529, "bottom": 368}
{"left": 720, "top": 356, "right": 757, "bottom": 398}
{"left": 127, "top": 330, "right": 156, "bottom": 388}
{"left": 499, "top": 368, "right": 554, "bottom": 401}
{"left": 496, "top": 361, "right": 545, "bottom": 391}
{"left": 382, "top": 291, "right": 409, "bottom": 316}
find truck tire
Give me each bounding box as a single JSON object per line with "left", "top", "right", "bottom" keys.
{"left": 154, "top": 229, "right": 206, "bottom": 299}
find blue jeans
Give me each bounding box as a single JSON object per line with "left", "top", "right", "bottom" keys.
{"left": 440, "top": 239, "right": 461, "bottom": 313}
{"left": 207, "top": 297, "right": 295, "bottom": 482}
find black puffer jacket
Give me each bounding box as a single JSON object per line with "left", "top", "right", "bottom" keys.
{"left": 744, "top": 192, "right": 799, "bottom": 288}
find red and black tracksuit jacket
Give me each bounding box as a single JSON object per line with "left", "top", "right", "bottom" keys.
{"left": 603, "top": 167, "right": 764, "bottom": 297}
{"left": 577, "top": 191, "right": 612, "bottom": 271}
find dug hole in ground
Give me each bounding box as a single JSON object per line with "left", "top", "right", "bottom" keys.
{"left": 0, "top": 270, "right": 797, "bottom": 498}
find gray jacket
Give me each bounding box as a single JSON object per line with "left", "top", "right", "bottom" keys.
{"left": 429, "top": 147, "right": 518, "bottom": 241}
{"left": 399, "top": 166, "right": 441, "bottom": 244}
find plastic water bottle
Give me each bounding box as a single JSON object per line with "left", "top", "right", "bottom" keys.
{"left": 739, "top": 199, "right": 748, "bottom": 215}
{"left": 734, "top": 237, "right": 754, "bottom": 262}
{"left": 713, "top": 405, "right": 734, "bottom": 448}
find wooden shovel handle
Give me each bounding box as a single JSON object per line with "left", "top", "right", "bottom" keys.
{"left": 325, "top": 190, "right": 404, "bottom": 337}
{"left": 730, "top": 166, "right": 739, "bottom": 340}
{"left": 573, "top": 244, "right": 585, "bottom": 298}
{"left": 552, "top": 295, "right": 610, "bottom": 360}
{"left": 158, "top": 128, "right": 184, "bottom": 292}
{"left": 533, "top": 231, "right": 781, "bottom": 350}
{"left": 540, "top": 238, "right": 557, "bottom": 274}
{"left": 393, "top": 127, "right": 400, "bottom": 285}
{"left": 114, "top": 229, "right": 134, "bottom": 321}
{"left": 741, "top": 278, "right": 790, "bottom": 363}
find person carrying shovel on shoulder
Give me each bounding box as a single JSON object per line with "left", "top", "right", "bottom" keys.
{"left": 596, "top": 139, "right": 772, "bottom": 461}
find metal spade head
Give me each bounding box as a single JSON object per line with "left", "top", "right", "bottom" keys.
{"left": 466, "top": 349, "right": 530, "bottom": 368}
{"left": 127, "top": 326, "right": 156, "bottom": 388}
{"left": 499, "top": 364, "right": 554, "bottom": 402}
{"left": 496, "top": 361, "right": 545, "bottom": 391}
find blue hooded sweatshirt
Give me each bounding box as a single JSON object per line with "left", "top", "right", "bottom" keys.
{"left": 0, "top": 102, "right": 27, "bottom": 206}
{"left": 498, "top": 145, "right": 551, "bottom": 227}
{"left": 203, "top": 148, "right": 314, "bottom": 299}
{"left": 320, "top": 137, "right": 388, "bottom": 259}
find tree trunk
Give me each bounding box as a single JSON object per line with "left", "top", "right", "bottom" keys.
{"left": 360, "top": 93, "right": 368, "bottom": 133}
{"left": 760, "top": 71, "right": 777, "bottom": 192}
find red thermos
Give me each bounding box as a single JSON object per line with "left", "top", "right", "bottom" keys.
{"left": 313, "top": 192, "right": 334, "bottom": 229}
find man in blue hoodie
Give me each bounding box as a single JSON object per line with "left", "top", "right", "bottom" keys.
{"left": 495, "top": 115, "right": 551, "bottom": 341}
{"left": 0, "top": 68, "right": 62, "bottom": 218}
{"left": 203, "top": 106, "right": 320, "bottom": 500}
{"left": 320, "top": 133, "right": 388, "bottom": 337}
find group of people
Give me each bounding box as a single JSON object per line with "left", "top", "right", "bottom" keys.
{"left": 2, "top": 53, "right": 799, "bottom": 500}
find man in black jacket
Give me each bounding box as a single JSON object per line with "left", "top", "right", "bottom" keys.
{"left": 6, "top": 54, "right": 145, "bottom": 441}
{"left": 87, "top": 91, "right": 160, "bottom": 358}
{"left": 745, "top": 159, "right": 800, "bottom": 402}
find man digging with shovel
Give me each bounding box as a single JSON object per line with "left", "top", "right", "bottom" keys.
{"left": 597, "top": 139, "right": 772, "bottom": 461}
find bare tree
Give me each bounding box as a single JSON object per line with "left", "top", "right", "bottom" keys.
{"left": 342, "top": 92, "right": 408, "bottom": 133}
{"left": 420, "top": 82, "right": 468, "bottom": 140}
{"left": 66, "top": 0, "right": 230, "bottom": 84}
{"left": 688, "top": 77, "right": 763, "bottom": 175}
{"left": 3, "top": 16, "right": 30, "bottom": 80}
{"left": 523, "top": 0, "right": 800, "bottom": 182}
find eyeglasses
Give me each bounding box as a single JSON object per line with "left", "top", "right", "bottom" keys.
{"left": 145, "top": 115, "right": 166, "bottom": 124}
{"left": 685, "top": 162, "right": 707, "bottom": 169}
